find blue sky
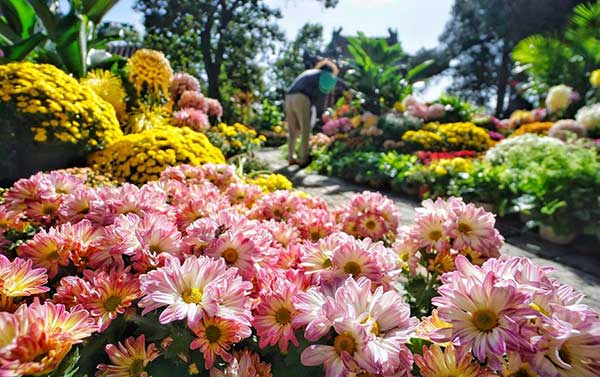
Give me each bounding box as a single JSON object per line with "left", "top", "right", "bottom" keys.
{"left": 106, "top": 0, "right": 453, "bottom": 53}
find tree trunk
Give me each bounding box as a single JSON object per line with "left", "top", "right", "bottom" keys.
{"left": 495, "top": 40, "right": 511, "bottom": 117}
{"left": 206, "top": 63, "right": 221, "bottom": 101}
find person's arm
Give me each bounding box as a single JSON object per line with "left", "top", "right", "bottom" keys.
{"left": 314, "top": 91, "right": 327, "bottom": 116}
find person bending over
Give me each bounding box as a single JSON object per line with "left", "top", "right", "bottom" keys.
{"left": 285, "top": 60, "right": 339, "bottom": 167}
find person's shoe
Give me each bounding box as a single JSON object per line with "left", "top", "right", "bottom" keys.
{"left": 288, "top": 158, "right": 299, "bottom": 166}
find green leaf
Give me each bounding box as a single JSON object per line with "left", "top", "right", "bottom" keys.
{"left": 49, "top": 348, "right": 80, "bottom": 377}
{"left": 0, "top": 18, "right": 21, "bottom": 43}
{"left": 4, "top": 31, "right": 45, "bottom": 59}
{"left": 1, "top": 0, "right": 36, "bottom": 38}
{"left": 82, "top": 0, "right": 119, "bottom": 25}
{"left": 406, "top": 59, "right": 434, "bottom": 81}
{"left": 146, "top": 356, "right": 190, "bottom": 376}
{"left": 54, "top": 14, "right": 88, "bottom": 77}
{"left": 28, "top": 0, "right": 57, "bottom": 33}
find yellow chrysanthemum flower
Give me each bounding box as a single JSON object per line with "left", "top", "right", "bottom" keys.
{"left": 246, "top": 173, "right": 293, "bottom": 192}
{"left": 0, "top": 62, "right": 122, "bottom": 150}
{"left": 590, "top": 69, "right": 600, "bottom": 87}
{"left": 126, "top": 49, "right": 173, "bottom": 98}
{"left": 88, "top": 125, "right": 225, "bottom": 184}
{"left": 81, "top": 69, "right": 127, "bottom": 122}
{"left": 126, "top": 103, "right": 170, "bottom": 134}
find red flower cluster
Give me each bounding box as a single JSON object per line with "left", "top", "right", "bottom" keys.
{"left": 416, "top": 150, "right": 477, "bottom": 165}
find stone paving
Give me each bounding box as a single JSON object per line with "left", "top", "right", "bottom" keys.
{"left": 256, "top": 148, "right": 600, "bottom": 311}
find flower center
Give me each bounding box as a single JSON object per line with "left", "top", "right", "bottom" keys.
{"left": 343, "top": 261, "right": 362, "bottom": 277}
{"left": 321, "top": 258, "right": 333, "bottom": 268}
{"left": 182, "top": 288, "right": 203, "bottom": 304}
{"left": 103, "top": 295, "right": 122, "bottom": 312}
{"left": 558, "top": 345, "right": 572, "bottom": 365}
{"left": 471, "top": 309, "right": 498, "bottom": 332}
{"left": 428, "top": 230, "right": 442, "bottom": 241}
{"left": 365, "top": 220, "right": 377, "bottom": 230}
{"left": 333, "top": 333, "right": 356, "bottom": 355}
{"left": 46, "top": 250, "right": 60, "bottom": 262}
{"left": 275, "top": 307, "right": 292, "bottom": 325}
{"left": 205, "top": 324, "right": 222, "bottom": 343}
{"left": 361, "top": 317, "right": 380, "bottom": 336}
{"left": 309, "top": 231, "right": 323, "bottom": 242}
{"left": 128, "top": 358, "right": 145, "bottom": 376}
{"left": 43, "top": 204, "right": 58, "bottom": 215}
{"left": 458, "top": 222, "right": 472, "bottom": 235}
{"left": 222, "top": 248, "right": 239, "bottom": 264}
{"left": 148, "top": 244, "right": 162, "bottom": 254}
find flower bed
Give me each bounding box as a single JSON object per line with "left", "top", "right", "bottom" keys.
{"left": 1, "top": 166, "right": 599, "bottom": 376}
{"left": 309, "top": 90, "right": 600, "bottom": 243}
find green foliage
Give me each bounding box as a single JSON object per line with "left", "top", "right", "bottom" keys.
{"left": 484, "top": 136, "right": 600, "bottom": 234}
{"left": 253, "top": 99, "right": 284, "bottom": 131}
{"left": 431, "top": 95, "right": 478, "bottom": 123}
{"left": 0, "top": 0, "right": 119, "bottom": 77}
{"left": 272, "top": 23, "right": 325, "bottom": 99}
{"left": 49, "top": 349, "right": 80, "bottom": 377}
{"left": 378, "top": 112, "right": 423, "bottom": 140}
{"left": 136, "top": 0, "right": 284, "bottom": 109}
{"left": 345, "top": 32, "right": 433, "bottom": 114}
{"left": 442, "top": 0, "right": 585, "bottom": 114}
{"left": 512, "top": 1, "right": 600, "bottom": 102}
{"left": 262, "top": 331, "right": 325, "bottom": 377}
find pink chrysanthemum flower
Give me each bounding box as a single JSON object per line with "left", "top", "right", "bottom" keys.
{"left": 96, "top": 335, "right": 160, "bottom": 377}
{"left": 301, "top": 318, "right": 374, "bottom": 377}
{"left": 209, "top": 349, "right": 272, "bottom": 377}
{"left": 411, "top": 211, "right": 450, "bottom": 251}
{"left": 530, "top": 305, "right": 600, "bottom": 377}
{"left": 298, "top": 232, "right": 340, "bottom": 282}
{"left": 178, "top": 90, "right": 209, "bottom": 112}
{"left": 0, "top": 299, "right": 96, "bottom": 375}
{"left": 57, "top": 186, "right": 98, "bottom": 224}
{"left": 226, "top": 183, "right": 263, "bottom": 208}
{"left": 248, "top": 191, "right": 301, "bottom": 221}
{"left": 25, "top": 195, "right": 62, "bottom": 225}
{"left": 204, "top": 230, "right": 261, "bottom": 277}
{"left": 415, "top": 344, "right": 495, "bottom": 377}
{"left": 290, "top": 208, "right": 338, "bottom": 242}
{"left": 52, "top": 275, "right": 91, "bottom": 308}
{"left": 446, "top": 201, "right": 503, "bottom": 258}
{"left": 0, "top": 255, "right": 49, "bottom": 311}
{"left": 170, "top": 72, "right": 201, "bottom": 101}
{"left": 331, "top": 235, "right": 384, "bottom": 283}
{"left": 263, "top": 219, "right": 300, "bottom": 248}
{"left": 59, "top": 219, "right": 104, "bottom": 271}
{"left": 432, "top": 256, "right": 535, "bottom": 370}
{"left": 139, "top": 255, "right": 251, "bottom": 326}
{"left": 17, "top": 227, "right": 68, "bottom": 278}
{"left": 82, "top": 269, "right": 141, "bottom": 332}
{"left": 175, "top": 196, "right": 230, "bottom": 231}
{"left": 337, "top": 191, "right": 400, "bottom": 241}
{"left": 253, "top": 273, "right": 305, "bottom": 353}
{"left": 160, "top": 164, "right": 205, "bottom": 184}
{"left": 190, "top": 316, "right": 249, "bottom": 369}
{"left": 173, "top": 108, "right": 210, "bottom": 132}
{"left": 200, "top": 164, "right": 239, "bottom": 190}
{"left": 295, "top": 277, "right": 416, "bottom": 376}
{"left": 206, "top": 98, "right": 223, "bottom": 119}
{"left": 133, "top": 214, "right": 183, "bottom": 272}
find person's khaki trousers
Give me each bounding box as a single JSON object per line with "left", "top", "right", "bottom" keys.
{"left": 285, "top": 93, "right": 311, "bottom": 164}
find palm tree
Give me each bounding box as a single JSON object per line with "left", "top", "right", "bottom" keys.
{"left": 512, "top": 1, "right": 600, "bottom": 101}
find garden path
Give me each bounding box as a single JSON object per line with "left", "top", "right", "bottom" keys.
{"left": 256, "top": 148, "right": 600, "bottom": 311}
